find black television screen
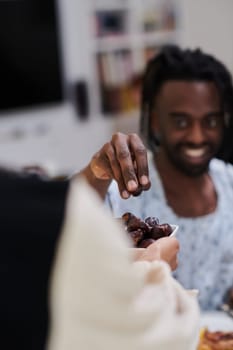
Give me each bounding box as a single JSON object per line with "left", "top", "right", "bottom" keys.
{"left": 0, "top": 0, "right": 63, "bottom": 112}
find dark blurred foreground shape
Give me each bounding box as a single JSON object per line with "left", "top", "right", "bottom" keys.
{"left": 0, "top": 169, "right": 69, "bottom": 349}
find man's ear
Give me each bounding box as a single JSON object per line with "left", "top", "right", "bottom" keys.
{"left": 150, "top": 110, "right": 160, "bottom": 134}
{"left": 149, "top": 111, "right": 161, "bottom": 149}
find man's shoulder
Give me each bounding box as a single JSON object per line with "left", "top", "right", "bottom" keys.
{"left": 210, "top": 158, "right": 233, "bottom": 172}
{"left": 210, "top": 158, "right": 233, "bottom": 182}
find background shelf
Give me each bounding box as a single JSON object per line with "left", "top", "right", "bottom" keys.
{"left": 91, "top": 0, "right": 179, "bottom": 117}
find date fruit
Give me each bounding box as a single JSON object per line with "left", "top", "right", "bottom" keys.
{"left": 120, "top": 212, "right": 173, "bottom": 248}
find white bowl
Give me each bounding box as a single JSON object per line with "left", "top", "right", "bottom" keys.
{"left": 170, "top": 224, "right": 179, "bottom": 237}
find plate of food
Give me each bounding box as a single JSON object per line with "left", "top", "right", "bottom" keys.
{"left": 197, "top": 310, "right": 233, "bottom": 350}
{"left": 197, "top": 327, "right": 233, "bottom": 349}
{"left": 118, "top": 212, "right": 178, "bottom": 248}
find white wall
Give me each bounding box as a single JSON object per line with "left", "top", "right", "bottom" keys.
{"left": 178, "top": 0, "right": 233, "bottom": 72}
{"left": 0, "top": 0, "right": 232, "bottom": 174}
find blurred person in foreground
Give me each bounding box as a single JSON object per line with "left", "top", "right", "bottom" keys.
{"left": 47, "top": 179, "right": 199, "bottom": 350}
{"left": 82, "top": 45, "right": 233, "bottom": 311}
{"left": 0, "top": 164, "right": 179, "bottom": 350}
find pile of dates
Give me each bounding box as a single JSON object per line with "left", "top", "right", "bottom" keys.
{"left": 121, "top": 212, "right": 173, "bottom": 248}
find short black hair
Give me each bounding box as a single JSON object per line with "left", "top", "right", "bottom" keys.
{"left": 140, "top": 44, "right": 233, "bottom": 162}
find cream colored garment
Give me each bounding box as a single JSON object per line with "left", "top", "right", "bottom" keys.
{"left": 47, "top": 179, "right": 200, "bottom": 350}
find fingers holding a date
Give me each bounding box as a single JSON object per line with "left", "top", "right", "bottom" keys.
{"left": 90, "top": 132, "right": 151, "bottom": 198}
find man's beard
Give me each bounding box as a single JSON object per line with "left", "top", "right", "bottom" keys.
{"left": 162, "top": 143, "right": 213, "bottom": 177}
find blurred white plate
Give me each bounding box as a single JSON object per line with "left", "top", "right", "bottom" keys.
{"left": 200, "top": 311, "right": 233, "bottom": 331}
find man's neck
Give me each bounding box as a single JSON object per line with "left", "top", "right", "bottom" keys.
{"left": 153, "top": 151, "right": 217, "bottom": 217}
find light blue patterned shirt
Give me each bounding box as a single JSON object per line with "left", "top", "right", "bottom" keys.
{"left": 106, "top": 157, "right": 233, "bottom": 310}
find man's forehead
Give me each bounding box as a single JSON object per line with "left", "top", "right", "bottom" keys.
{"left": 159, "top": 80, "right": 216, "bottom": 93}
{"left": 154, "top": 80, "right": 221, "bottom": 106}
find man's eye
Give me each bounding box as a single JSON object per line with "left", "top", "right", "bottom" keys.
{"left": 174, "top": 118, "right": 188, "bottom": 128}
{"left": 205, "top": 117, "right": 219, "bottom": 128}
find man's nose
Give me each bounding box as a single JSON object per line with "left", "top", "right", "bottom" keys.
{"left": 188, "top": 123, "right": 206, "bottom": 144}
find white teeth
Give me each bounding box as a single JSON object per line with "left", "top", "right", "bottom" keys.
{"left": 184, "top": 148, "right": 205, "bottom": 157}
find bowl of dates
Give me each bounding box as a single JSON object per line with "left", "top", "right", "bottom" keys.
{"left": 119, "top": 212, "right": 178, "bottom": 248}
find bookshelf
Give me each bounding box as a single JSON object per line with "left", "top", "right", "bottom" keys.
{"left": 90, "top": 0, "right": 180, "bottom": 118}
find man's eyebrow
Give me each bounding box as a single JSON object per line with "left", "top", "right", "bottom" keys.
{"left": 205, "top": 111, "right": 224, "bottom": 117}
{"left": 169, "top": 112, "right": 190, "bottom": 117}
{"left": 169, "top": 111, "right": 224, "bottom": 117}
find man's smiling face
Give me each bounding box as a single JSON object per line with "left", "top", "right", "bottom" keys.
{"left": 151, "top": 81, "right": 224, "bottom": 176}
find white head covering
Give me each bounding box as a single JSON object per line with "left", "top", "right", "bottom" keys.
{"left": 47, "top": 178, "right": 200, "bottom": 350}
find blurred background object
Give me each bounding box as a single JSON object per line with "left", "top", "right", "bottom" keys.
{"left": 0, "top": 0, "right": 63, "bottom": 112}
{"left": 71, "top": 80, "right": 90, "bottom": 120}
{"left": 0, "top": 0, "right": 232, "bottom": 174}
{"left": 221, "top": 286, "right": 233, "bottom": 318}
